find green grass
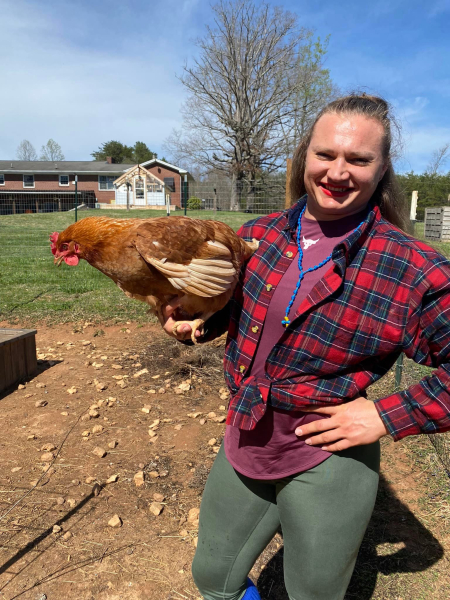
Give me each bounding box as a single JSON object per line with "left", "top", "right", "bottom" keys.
{"left": 0, "top": 209, "right": 262, "bottom": 324}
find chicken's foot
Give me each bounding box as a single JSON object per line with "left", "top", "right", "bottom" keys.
{"left": 172, "top": 319, "right": 205, "bottom": 344}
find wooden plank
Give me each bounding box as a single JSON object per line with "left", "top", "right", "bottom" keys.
{"left": 0, "top": 343, "right": 13, "bottom": 392}
{"left": 0, "top": 329, "right": 37, "bottom": 348}
{"left": 24, "top": 336, "right": 37, "bottom": 379}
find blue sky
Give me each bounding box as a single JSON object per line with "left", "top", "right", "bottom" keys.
{"left": 1, "top": 0, "right": 449, "bottom": 172}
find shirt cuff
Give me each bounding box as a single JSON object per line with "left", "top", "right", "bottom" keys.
{"left": 375, "top": 393, "right": 422, "bottom": 441}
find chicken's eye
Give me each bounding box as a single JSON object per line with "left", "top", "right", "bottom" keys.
{"left": 61, "top": 243, "right": 69, "bottom": 251}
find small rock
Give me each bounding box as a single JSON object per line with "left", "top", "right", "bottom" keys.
{"left": 149, "top": 435, "right": 158, "bottom": 444}
{"left": 25, "top": 393, "right": 33, "bottom": 398}
{"left": 134, "top": 471, "right": 145, "bottom": 487}
{"left": 62, "top": 531, "right": 72, "bottom": 541}
{"left": 188, "top": 507, "right": 200, "bottom": 523}
{"left": 151, "top": 374, "right": 160, "bottom": 379}
{"left": 138, "top": 462, "right": 145, "bottom": 469}
{"left": 92, "top": 447, "right": 106, "bottom": 458}
{"left": 108, "top": 440, "right": 118, "bottom": 449}
{"left": 148, "top": 471, "right": 159, "bottom": 478}
{"left": 147, "top": 389, "right": 156, "bottom": 394}
{"left": 56, "top": 497, "right": 65, "bottom": 505}
{"left": 180, "top": 529, "right": 188, "bottom": 537}
{"left": 108, "top": 514, "right": 122, "bottom": 528}
{"left": 41, "top": 443, "right": 57, "bottom": 452}
{"left": 106, "top": 474, "right": 119, "bottom": 483}
{"left": 214, "top": 416, "right": 226, "bottom": 423}
{"left": 36, "top": 382, "right": 46, "bottom": 388}
{"left": 61, "top": 411, "right": 69, "bottom": 416}
{"left": 117, "top": 380, "right": 127, "bottom": 389}
{"left": 41, "top": 452, "right": 54, "bottom": 462}
{"left": 27, "top": 434, "right": 37, "bottom": 440}
{"left": 95, "top": 382, "right": 107, "bottom": 392}
{"left": 187, "top": 412, "right": 202, "bottom": 419}
{"left": 153, "top": 493, "right": 165, "bottom": 502}
{"left": 111, "top": 364, "right": 123, "bottom": 369}
{"left": 11, "top": 467, "right": 22, "bottom": 473}
{"left": 199, "top": 418, "right": 206, "bottom": 425}
{"left": 149, "top": 419, "right": 160, "bottom": 429}
{"left": 81, "top": 414, "right": 91, "bottom": 421}
{"left": 52, "top": 524, "right": 62, "bottom": 534}
{"left": 92, "top": 425, "right": 104, "bottom": 434}
{"left": 89, "top": 410, "right": 100, "bottom": 418}
{"left": 67, "top": 387, "right": 77, "bottom": 395}
{"left": 18, "top": 384, "right": 25, "bottom": 390}
{"left": 158, "top": 388, "right": 166, "bottom": 394}
{"left": 85, "top": 477, "right": 96, "bottom": 484}
{"left": 141, "top": 406, "right": 152, "bottom": 414}
{"left": 149, "top": 502, "right": 163, "bottom": 516}
{"left": 148, "top": 430, "right": 157, "bottom": 438}
{"left": 219, "top": 405, "right": 226, "bottom": 411}
{"left": 178, "top": 382, "right": 191, "bottom": 392}
{"left": 213, "top": 446, "right": 220, "bottom": 453}
{"left": 134, "top": 368, "right": 149, "bottom": 378}
{"left": 207, "top": 412, "right": 217, "bottom": 419}
{"left": 92, "top": 483, "right": 101, "bottom": 496}
{"left": 67, "top": 498, "right": 76, "bottom": 508}
{"left": 174, "top": 424, "right": 182, "bottom": 431}
{"left": 208, "top": 438, "right": 217, "bottom": 446}
{"left": 219, "top": 387, "right": 227, "bottom": 394}
{"left": 82, "top": 430, "right": 90, "bottom": 437}
{"left": 35, "top": 400, "right": 48, "bottom": 408}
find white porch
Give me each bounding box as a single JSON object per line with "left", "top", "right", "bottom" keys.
{"left": 113, "top": 165, "right": 170, "bottom": 208}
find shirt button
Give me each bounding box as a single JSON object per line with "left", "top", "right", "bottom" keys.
{"left": 266, "top": 284, "right": 273, "bottom": 291}
{"left": 251, "top": 326, "right": 259, "bottom": 333}
{"left": 239, "top": 365, "right": 246, "bottom": 373}
{"left": 286, "top": 251, "right": 293, "bottom": 258}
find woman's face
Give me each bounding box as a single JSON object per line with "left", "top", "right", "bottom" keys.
{"left": 303, "top": 112, "right": 388, "bottom": 221}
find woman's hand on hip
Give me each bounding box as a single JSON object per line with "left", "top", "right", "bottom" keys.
{"left": 295, "top": 397, "right": 389, "bottom": 452}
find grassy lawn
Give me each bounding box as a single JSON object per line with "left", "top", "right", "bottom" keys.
{"left": 0, "top": 209, "right": 262, "bottom": 325}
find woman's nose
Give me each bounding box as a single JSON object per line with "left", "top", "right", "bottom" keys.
{"left": 327, "top": 158, "right": 350, "bottom": 181}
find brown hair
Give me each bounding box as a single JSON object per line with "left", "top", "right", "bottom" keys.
{"left": 289, "top": 93, "right": 410, "bottom": 231}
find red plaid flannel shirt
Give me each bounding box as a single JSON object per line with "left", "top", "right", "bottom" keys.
{"left": 205, "top": 196, "right": 450, "bottom": 441}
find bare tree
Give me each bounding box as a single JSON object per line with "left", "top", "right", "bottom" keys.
{"left": 164, "top": 0, "right": 335, "bottom": 210}
{"left": 16, "top": 140, "right": 38, "bottom": 161}
{"left": 427, "top": 143, "right": 450, "bottom": 176}
{"left": 40, "top": 139, "right": 65, "bottom": 161}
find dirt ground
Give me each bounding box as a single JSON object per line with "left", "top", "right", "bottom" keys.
{"left": 0, "top": 322, "right": 449, "bottom": 600}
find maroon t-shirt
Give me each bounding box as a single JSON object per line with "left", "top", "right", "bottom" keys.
{"left": 225, "top": 210, "right": 367, "bottom": 479}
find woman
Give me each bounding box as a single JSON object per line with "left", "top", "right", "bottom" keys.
{"left": 162, "top": 94, "right": 450, "bottom": 600}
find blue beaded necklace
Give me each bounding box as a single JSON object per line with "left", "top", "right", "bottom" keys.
{"left": 281, "top": 204, "right": 365, "bottom": 327}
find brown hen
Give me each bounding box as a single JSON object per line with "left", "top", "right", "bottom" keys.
{"left": 51, "top": 216, "right": 258, "bottom": 342}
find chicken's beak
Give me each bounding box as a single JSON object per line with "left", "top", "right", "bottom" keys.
{"left": 54, "top": 255, "right": 64, "bottom": 266}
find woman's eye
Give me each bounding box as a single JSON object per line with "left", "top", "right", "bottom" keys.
{"left": 317, "top": 152, "right": 331, "bottom": 159}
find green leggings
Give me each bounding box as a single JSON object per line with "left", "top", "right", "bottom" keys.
{"left": 192, "top": 442, "right": 380, "bottom": 600}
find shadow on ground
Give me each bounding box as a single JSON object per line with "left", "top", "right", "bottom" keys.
{"left": 256, "top": 473, "right": 444, "bottom": 599}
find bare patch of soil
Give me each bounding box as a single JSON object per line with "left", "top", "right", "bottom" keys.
{"left": 0, "top": 322, "right": 448, "bottom": 599}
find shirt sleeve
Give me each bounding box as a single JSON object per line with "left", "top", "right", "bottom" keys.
{"left": 375, "top": 257, "right": 450, "bottom": 441}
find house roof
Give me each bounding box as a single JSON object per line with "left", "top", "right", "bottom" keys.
{"left": 0, "top": 161, "right": 135, "bottom": 174}
{"left": 139, "top": 158, "right": 189, "bottom": 175}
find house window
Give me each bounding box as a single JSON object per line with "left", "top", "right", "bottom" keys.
{"left": 59, "top": 175, "right": 69, "bottom": 186}
{"left": 0, "top": 174, "right": 4, "bottom": 185}
{"left": 164, "top": 177, "right": 175, "bottom": 192}
{"left": 23, "top": 175, "right": 35, "bottom": 188}
{"left": 99, "top": 175, "right": 116, "bottom": 190}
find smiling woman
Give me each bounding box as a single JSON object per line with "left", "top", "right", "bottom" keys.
{"left": 158, "top": 93, "right": 450, "bottom": 600}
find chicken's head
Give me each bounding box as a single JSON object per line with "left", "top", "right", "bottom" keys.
{"left": 50, "top": 231, "right": 81, "bottom": 266}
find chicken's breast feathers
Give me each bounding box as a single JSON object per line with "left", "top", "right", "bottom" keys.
{"left": 132, "top": 218, "right": 239, "bottom": 298}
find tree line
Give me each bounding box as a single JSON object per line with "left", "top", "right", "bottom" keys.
{"left": 16, "top": 139, "right": 159, "bottom": 164}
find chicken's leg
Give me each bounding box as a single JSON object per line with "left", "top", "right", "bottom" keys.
{"left": 172, "top": 311, "right": 216, "bottom": 344}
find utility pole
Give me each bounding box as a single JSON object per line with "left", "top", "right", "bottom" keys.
{"left": 184, "top": 174, "right": 188, "bottom": 216}
{"left": 74, "top": 175, "right": 78, "bottom": 222}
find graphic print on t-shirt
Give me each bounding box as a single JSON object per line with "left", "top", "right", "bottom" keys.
{"left": 302, "top": 235, "right": 320, "bottom": 250}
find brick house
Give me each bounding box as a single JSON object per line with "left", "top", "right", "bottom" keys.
{"left": 0, "top": 159, "right": 191, "bottom": 214}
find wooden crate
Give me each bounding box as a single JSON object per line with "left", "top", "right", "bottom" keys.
{"left": 424, "top": 207, "right": 450, "bottom": 241}
{"left": 0, "top": 329, "right": 37, "bottom": 394}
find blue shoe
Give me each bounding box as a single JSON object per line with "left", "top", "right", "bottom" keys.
{"left": 242, "top": 577, "right": 261, "bottom": 599}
